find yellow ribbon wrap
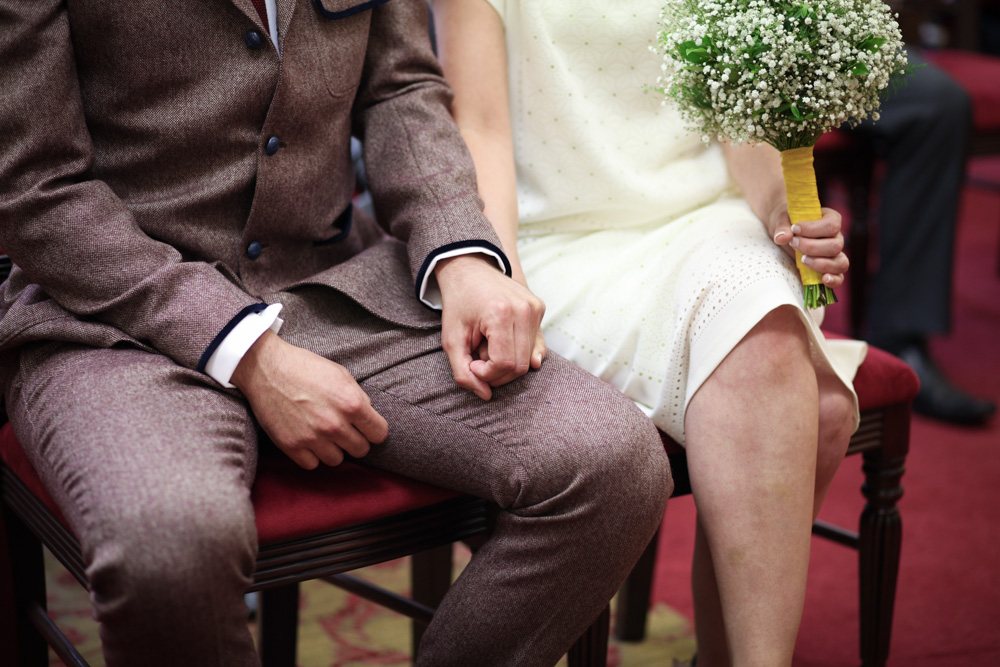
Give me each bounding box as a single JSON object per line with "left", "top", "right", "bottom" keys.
{"left": 779, "top": 145, "right": 837, "bottom": 308}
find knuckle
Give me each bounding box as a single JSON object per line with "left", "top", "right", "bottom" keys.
{"left": 491, "top": 300, "right": 513, "bottom": 319}
{"left": 339, "top": 395, "right": 365, "bottom": 415}
{"left": 495, "top": 357, "right": 516, "bottom": 373}
{"left": 325, "top": 448, "right": 345, "bottom": 467}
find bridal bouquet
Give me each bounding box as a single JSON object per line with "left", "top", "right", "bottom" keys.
{"left": 655, "top": 0, "right": 910, "bottom": 307}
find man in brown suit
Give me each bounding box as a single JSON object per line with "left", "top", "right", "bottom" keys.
{"left": 0, "top": 0, "right": 672, "bottom": 665}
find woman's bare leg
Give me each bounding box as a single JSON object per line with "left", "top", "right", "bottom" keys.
{"left": 686, "top": 306, "right": 818, "bottom": 667}
{"left": 688, "top": 307, "right": 857, "bottom": 666}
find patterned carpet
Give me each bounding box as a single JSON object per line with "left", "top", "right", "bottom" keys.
{"left": 43, "top": 548, "right": 697, "bottom": 666}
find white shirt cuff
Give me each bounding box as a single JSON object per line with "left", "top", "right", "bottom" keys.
{"left": 205, "top": 303, "right": 284, "bottom": 388}
{"left": 418, "top": 247, "right": 508, "bottom": 309}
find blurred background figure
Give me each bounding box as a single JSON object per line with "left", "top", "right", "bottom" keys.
{"left": 831, "top": 0, "right": 999, "bottom": 424}
{"left": 849, "top": 50, "right": 996, "bottom": 424}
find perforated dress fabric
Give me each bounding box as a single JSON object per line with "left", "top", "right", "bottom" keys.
{"left": 487, "top": 0, "right": 865, "bottom": 443}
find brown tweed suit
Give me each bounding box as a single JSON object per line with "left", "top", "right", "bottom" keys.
{"left": 0, "top": 1, "right": 672, "bottom": 665}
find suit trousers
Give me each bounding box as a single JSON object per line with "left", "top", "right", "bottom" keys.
{"left": 4, "top": 285, "right": 672, "bottom": 667}
{"left": 851, "top": 50, "right": 972, "bottom": 342}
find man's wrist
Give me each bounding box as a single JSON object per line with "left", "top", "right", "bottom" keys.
{"left": 230, "top": 329, "right": 279, "bottom": 393}
{"left": 420, "top": 246, "right": 508, "bottom": 309}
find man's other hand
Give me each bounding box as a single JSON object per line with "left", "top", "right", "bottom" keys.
{"left": 435, "top": 254, "right": 545, "bottom": 400}
{"left": 231, "top": 331, "right": 389, "bottom": 469}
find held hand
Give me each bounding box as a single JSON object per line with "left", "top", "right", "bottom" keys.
{"left": 768, "top": 205, "right": 849, "bottom": 289}
{"left": 509, "top": 261, "right": 548, "bottom": 370}
{"left": 231, "top": 330, "right": 389, "bottom": 469}
{"left": 435, "top": 254, "right": 546, "bottom": 400}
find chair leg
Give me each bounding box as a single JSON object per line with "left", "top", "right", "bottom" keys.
{"left": 858, "top": 443, "right": 906, "bottom": 667}
{"left": 258, "top": 583, "right": 299, "bottom": 667}
{"left": 613, "top": 528, "right": 660, "bottom": 642}
{"left": 567, "top": 605, "right": 610, "bottom": 667}
{"left": 410, "top": 544, "right": 453, "bottom": 658}
{"left": 1, "top": 505, "right": 49, "bottom": 666}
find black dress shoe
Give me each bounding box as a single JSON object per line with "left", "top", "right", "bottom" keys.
{"left": 895, "top": 344, "right": 997, "bottom": 425}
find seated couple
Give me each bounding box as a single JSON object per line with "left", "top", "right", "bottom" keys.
{"left": 0, "top": 1, "right": 861, "bottom": 665}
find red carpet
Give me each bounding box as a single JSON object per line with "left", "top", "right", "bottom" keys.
{"left": 650, "top": 157, "right": 1000, "bottom": 665}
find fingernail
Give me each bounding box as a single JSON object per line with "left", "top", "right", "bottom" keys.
{"left": 773, "top": 231, "right": 787, "bottom": 243}
{"left": 823, "top": 274, "right": 833, "bottom": 284}
{"left": 801, "top": 255, "right": 813, "bottom": 266}
{"left": 791, "top": 224, "right": 801, "bottom": 234}
{"left": 790, "top": 236, "right": 800, "bottom": 248}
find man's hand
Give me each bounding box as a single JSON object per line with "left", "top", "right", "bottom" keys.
{"left": 435, "top": 254, "right": 545, "bottom": 400}
{"left": 767, "top": 204, "right": 850, "bottom": 290}
{"left": 231, "top": 330, "right": 389, "bottom": 469}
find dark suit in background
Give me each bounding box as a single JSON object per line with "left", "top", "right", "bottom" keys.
{"left": 852, "top": 51, "right": 995, "bottom": 423}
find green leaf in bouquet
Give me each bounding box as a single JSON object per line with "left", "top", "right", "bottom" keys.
{"left": 859, "top": 36, "right": 888, "bottom": 53}
{"left": 679, "top": 41, "right": 711, "bottom": 64}
{"left": 851, "top": 62, "right": 870, "bottom": 76}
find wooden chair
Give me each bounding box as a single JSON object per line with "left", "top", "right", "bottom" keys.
{"left": 612, "top": 342, "right": 921, "bottom": 667}
{"left": 0, "top": 423, "right": 608, "bottom": 666}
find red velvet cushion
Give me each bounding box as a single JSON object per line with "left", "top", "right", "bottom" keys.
{"left": 849, "top": 341, "right": 920, "bottom": 412}
{"left": 0, "top": 423, "right": 459, "bottom": 545}
{"left": 923, "top": 49, "right": 1000, "bottom": 132}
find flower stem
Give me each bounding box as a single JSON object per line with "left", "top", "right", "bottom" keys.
{"left": 780, "top": 145, "right": 838, "bottom": 309}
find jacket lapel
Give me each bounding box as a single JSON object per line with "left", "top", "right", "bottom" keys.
{"left": 230, "top": 0, "right": 267, "bottom": 31}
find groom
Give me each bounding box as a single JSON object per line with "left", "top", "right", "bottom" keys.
{"left": 0, "top": 0, "right": 671, "bottom": 665}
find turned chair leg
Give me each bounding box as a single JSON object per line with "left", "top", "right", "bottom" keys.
{"left": 258, "top": 583, "right": 300, "bottom": 667}
{"left": 858, "top": 408, "right": 908, "bottom": 667}
{"left": 613, "top": 528, "right": 660, "bottom": 642}
{"left": 2, "top": 505, "right": 49, "bottom": 667}
{"left": 410, "top": 544, "right": 453, "bottom": 657}
{"left": 567, "top": 605, "right": 610, "bottom": 667}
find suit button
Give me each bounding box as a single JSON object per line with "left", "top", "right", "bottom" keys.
{"left": 265, "top": 135, "right": 280, "bottom": 155}
{"left": 244, "top": 29, "right": 263, "bottom": 50}
{"left": 247, "top": 241, "right": 263, "bottom": 260}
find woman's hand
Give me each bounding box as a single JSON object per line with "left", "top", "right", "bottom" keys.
{"left": 766, "top": 204, "right": 849, "bottom": 290}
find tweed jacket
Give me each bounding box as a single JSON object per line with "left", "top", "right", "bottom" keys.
{"left": 0, "top": 0, "right": 506, "bottom": 380}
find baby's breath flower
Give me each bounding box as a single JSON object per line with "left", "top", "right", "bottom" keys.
{"left": 655, "top": 0, "right": 909, "bottom": 150}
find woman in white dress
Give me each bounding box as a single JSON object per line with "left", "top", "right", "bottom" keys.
{"left": 431, "top": 1, "right": 866, "bottom": 665}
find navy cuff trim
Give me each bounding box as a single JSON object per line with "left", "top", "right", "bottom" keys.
{"left": 314, "top": 203, "right": 353, "bottom": 246}
{"left": 197, "top": 303, "right": 269, "bottom": 374}
{"left": 313, "top": 0, "right": 391, "bottom": 20}
{"left": 414, "top": 240, "right": 512, "bottom": 309}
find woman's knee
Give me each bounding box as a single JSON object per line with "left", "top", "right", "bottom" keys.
{"left": 816, "top": 383, "right": 854, "bottom": 483}
{"left": 726, "top": 307, "right": 814, "bottom": 389}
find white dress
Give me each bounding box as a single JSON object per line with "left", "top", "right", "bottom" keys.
{"left": 485, "top": 0, "right": 866, "bottom": 443}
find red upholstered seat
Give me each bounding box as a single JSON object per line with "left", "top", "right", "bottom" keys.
{"left": 0, "top": 423, "right": 460, "bottom": 545}
{"left": 923, "top": 49, "right": 1000, "bottom": 132}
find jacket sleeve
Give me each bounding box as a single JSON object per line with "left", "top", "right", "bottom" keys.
{"left": 0, "top": 0, "right": 261, "bottom": 371}
{"left": 350, "top": 0, "right": 512, "bottom": 298}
